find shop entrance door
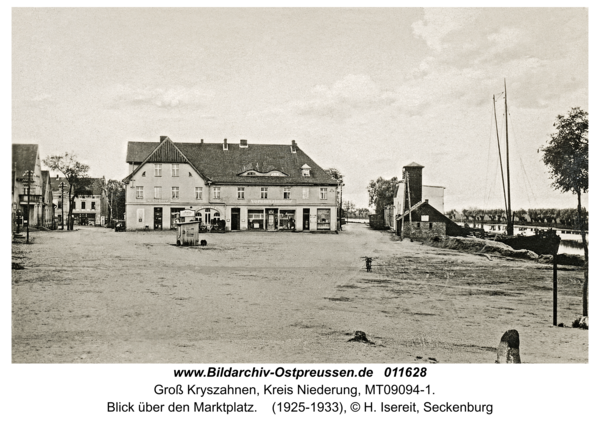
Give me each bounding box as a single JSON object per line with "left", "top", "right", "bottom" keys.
{"left": 303, "top": 208, "right": 310, "bottom": 230}
{"left": 154, "top": 207, "right": 162, "bottom": 230}
{"left": 231, "top": 208, "right": 240, "bottom": 230}
{"left": 266, "top": 208, "right": 277, "bottom": 231}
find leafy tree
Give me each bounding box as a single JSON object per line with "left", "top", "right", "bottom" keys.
{"left": 367, "top": 177, "right": 398, "bottom": 216}
{"left": 325, "top": 168, "right": 344, "bottom": 182}
{"left": 514, "top": 209, "right": 527, "bottom": 223}
{"left": 106, "top": 179, "right": 126, "bottom": 223}
{"left": 343, "top": 200, "right": 356, "bottom": 215}
{"left": 541, "top": 107, "right": 588, "bottom": 316}
{"left": 445, "top": 209, "right": 458, "bottom": 221}
{"left": 44, "top": 153, "right": 90, "bottom": 230}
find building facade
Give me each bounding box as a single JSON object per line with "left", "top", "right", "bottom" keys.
{"left": 123, "top": 137, "right": 339, "bottom": 232}
{"left": 40, "top": 171, "right": 55, "bottom": 228}
{"left": 12, "top": 144, "right": 45, "bottom": 228}
{"left": 391, "top": 162, "right": 446, "bottom": 235}
{"left": 51, "top": 177, "right": 109, "bottom": 226}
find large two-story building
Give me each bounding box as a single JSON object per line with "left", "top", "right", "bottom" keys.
{"left": 122, "top": 137, "right": 339, "bottom": 232}
{"left": 51, "top": 177, "right": 109, "bottom": 226}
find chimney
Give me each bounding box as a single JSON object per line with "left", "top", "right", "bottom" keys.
{"left": 291, "top": 140, "right": 297, "bottom": 153}
{"left": 403, "top": 162, "right": 424, "bottom": 211}
{"left": 160, "top": 135, "right": 168, "bottom": 142}
{"left": 240, "top": 139, "right": 248, "bottom": 148}
{"left": 223, "top": 138, "right": 228, "bottom": 150}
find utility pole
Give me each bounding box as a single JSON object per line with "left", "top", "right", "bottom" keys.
{"left": 23, "top": 170, "right": 34, "bottom": 244}
{"left": 406, "top": 171, "right": 413, "bottom": 242}
{"left": 59, "top": 181, "right": 66, "bottom": 230}
{"left": 339, "top": 181, "right": 344, "bottom": 231}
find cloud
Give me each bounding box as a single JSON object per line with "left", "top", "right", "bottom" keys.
{"left": 31, "top": 93, "right": 53, "bottom": 103}
{"left": 109, "top": 85, "right": 215, "bottom": 109}
{"left": 412, "top": 9, "right": 479, "bottom": 51}
{"left": 255, "top": 74, "right": 394, "bottom": 120}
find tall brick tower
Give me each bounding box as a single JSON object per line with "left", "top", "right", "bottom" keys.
{"left": 403, "top": 162, "right": 424, "bottom": 211}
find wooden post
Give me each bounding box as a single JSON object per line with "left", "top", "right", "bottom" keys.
{"left": 495, "top": 329, "right": 521, "bottom": 363}
{"left": 553, "top": 253, "right": 558, "bottom": 326}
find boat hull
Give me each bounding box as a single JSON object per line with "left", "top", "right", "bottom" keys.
{"left": 496, "top": 231, "right": 561, "bottom": 256}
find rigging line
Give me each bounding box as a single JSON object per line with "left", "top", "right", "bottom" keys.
{"left": 493, "top": 95, "right": 509, "bottom": 217}
{"left": 486, "top": 152, "right": 500, "bottom": 205}
{"left": 507, "top": 110, "right": 538, "bottom": 206}
{"left": 484, "top": 104, "right": 495, "bottom": 207}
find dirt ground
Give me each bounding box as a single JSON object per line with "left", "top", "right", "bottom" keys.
{"left": 11, "top": 223, "right": 588, "bottom": 363}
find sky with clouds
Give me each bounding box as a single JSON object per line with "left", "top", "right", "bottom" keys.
{"left": 12, "top": 8, "right": 588, "bottom": 211}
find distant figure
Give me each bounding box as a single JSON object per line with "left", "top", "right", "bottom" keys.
{"left": 365, "top": 257, "right": 373, "bottom": 272}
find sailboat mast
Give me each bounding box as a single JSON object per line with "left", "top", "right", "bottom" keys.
{"left": 504, "top": 79, "right": 513, "bottom": 236}
{"left": 493, "top": 94, "right": 509, "bottom": 221}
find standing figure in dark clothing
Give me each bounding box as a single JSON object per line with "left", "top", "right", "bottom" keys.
{"left": 365, "top": 257, "right": 372, "bottom": 272}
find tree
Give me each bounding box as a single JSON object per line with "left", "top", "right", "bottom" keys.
{"left": 325, "top": 168, "right": 344, "bottom": 182}
{"left": 367, "top": 177, "right": 398, "bottom": 216}
{"left": 445, "top": 209, "right": 458, "bottom": 221}
{"left": 343, "top": 200, "right": 356, "bottom": 215}
{"left": 541, "top": 107, "right": 588, "bottom": 317}
{"left": 44, "top": 153, "right": 90, "bottom": 230}
{"left": 106, "top": 179, "right": 126, "bottom": 223}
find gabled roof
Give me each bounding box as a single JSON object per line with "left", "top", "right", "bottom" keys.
{"left": 50, "top": 176, "right": 71, "bottom": 192}
{"left": 12, "top": 144, "right": 39, "bottom": 179}
{"left": 50, "top": 176, "right": 104, "bottom": 195}
{"left": 124, "top": 138, "right": 338, "bottom": 185}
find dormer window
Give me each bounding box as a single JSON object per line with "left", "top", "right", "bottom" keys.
{"left": 301, "top": 164, "right": 311, "bottom": 177}
{"left": 238, "top": 169, "right": 288, "bottom": 177}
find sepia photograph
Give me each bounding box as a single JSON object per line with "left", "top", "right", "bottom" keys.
{"left": 10, "top": 7, "right": 589, "bottom": 368}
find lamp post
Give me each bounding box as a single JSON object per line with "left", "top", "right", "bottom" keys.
{"left": 59, "top": 181, "right": 66, "bottom": 230}
{"left": 23, "top": 170, "right": 34, "bottom": 244}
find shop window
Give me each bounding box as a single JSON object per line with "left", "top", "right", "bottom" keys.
{"left": 302, "top": 187, "right": 309, "bottom": 199}
{"left": 154, "top": 164, "right": 162, "bottom": 177}
{"left": 320, "top": 188, "right": 327, "bottom": 200}
{"left": 136, "top": 186, "right": 143, "bottom": 199}
{"left": 283, "top": 187, "right": 291, "bottom": 199}
{"left": 195, "top": 187, "right": 202, "bottom": 200}
{"left": 279, "top": 210, "right": 296, "bottom": 230}
{"left": 238, "top": 187, "right": 245, "bottom": 199}
{"left": 172, "top": 187, "right": 179, "bottom": 199}
{"left": 154, "top": 186, "right": 162, "bottom": 199}
{"left": 317, "top": 208, "right": 331, "bottom": 230}
{"left": 248, "top": 210, "right": 264, "bottom": 230}
{"left": 213, "top": 187, "right": 221, "bottom": 200}
{"left": 261, "top": 187, "right": 268, "bottom": 199}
